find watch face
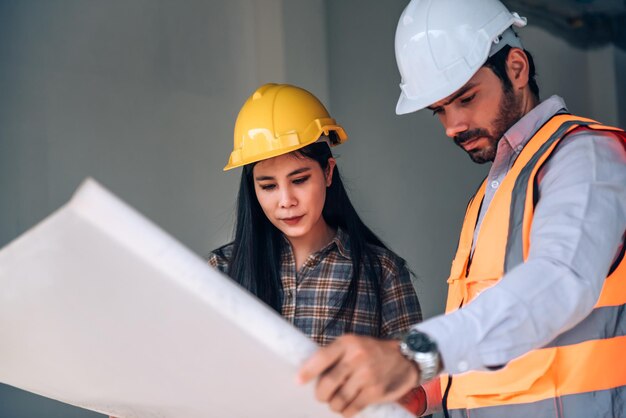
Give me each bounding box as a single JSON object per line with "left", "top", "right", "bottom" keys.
{"left": 406, "top": 331, "right": 436, "bottom": 353}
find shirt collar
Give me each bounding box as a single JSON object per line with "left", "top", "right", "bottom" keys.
{"left": 280, "top": 227, "right": 351, "bottom": 260}
{"left": 501, "top": 95, "right": 568, "bottom": 152}
{"left": 330, "top": 227, "right": 351, "bottom": 259}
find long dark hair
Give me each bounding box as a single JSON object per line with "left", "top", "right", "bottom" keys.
{"left": 216, "top": 137, "right": 388, "bottom": 331}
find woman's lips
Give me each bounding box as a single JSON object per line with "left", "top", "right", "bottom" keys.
{"left": 281, "top": 215, "right": 304, "bottom": 225}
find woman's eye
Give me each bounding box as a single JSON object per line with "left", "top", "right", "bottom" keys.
{"left": 292, "top": 176, "right": 310, "bottom": 185}
{"left": 460, "top": 93, "right": 476, "bottom": 105}
{"left": 259, "top": 184, "right": 276, "bottom": 191}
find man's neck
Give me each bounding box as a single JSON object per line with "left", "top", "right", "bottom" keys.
{"left": 520, "top": 90, "right": 539, "bottom": 118}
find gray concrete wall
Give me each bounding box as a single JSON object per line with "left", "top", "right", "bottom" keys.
{"left": 0, "top": 0, "right": 328, "bottom": 254}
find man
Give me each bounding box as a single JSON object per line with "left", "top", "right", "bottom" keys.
{"left": 298, "top": 0, "right": 626, "bottom": 417}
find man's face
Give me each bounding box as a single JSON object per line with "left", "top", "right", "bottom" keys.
{"left": 427, "top": 67, "right": 524, "bottom": 164}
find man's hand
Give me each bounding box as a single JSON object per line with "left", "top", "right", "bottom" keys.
{"left": 297, "top": 334, "right": 420, "bottom": 417}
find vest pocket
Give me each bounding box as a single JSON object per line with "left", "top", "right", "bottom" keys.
{"left": 446, "top": 258, "right": 470, "bottom": 311}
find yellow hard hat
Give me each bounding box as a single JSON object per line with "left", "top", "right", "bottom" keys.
{"left": 224, "top": 83, "right": 348, "bottom": 170}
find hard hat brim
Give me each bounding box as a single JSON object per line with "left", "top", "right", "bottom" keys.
{"left": 223, "top": 124, "right": 348, "bottom": 171}
{"left": 396, "top": 91, "right": 428, "bottom": 115}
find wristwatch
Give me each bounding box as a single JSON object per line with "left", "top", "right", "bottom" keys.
{"left": 399, "top": 329, "right": 441, "bottom": 385}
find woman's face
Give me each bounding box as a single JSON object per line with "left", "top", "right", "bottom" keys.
{"left": 252, "top": 152, "right": 335, "bottom": 240}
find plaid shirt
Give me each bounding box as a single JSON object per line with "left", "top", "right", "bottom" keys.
{"left": 208, "top": 228, "right": 422, "bottom": 346}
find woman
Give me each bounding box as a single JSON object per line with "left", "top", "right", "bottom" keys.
{"left": 110, "top": 85, "right": 424, "bottom": 418}
{"left": 209, "top": 83, "right": 422, "bottom": 346}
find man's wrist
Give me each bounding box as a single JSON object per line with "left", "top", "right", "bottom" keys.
{"left": 399, "top": 329, "right": 442, "bottom": 385}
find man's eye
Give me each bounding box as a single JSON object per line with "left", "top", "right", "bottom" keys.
{"left": 293, "top": 176, "right": 310, "bottom": 185}
{"left": 461, "top": 94, "right": 476, "bottom": 104}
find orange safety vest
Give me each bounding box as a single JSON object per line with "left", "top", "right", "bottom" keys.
{"left": 442, "top": 114, "right": 626, "bottom": 418}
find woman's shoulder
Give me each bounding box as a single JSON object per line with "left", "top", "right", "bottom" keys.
{"left": 336, "top": 228, "right": 407, "bottom": 274}
{"left": 366, "top": 243, "right": 409, "bottom": 276}
{"left": 207, "top": 243, "right": 234, "bottom": 272}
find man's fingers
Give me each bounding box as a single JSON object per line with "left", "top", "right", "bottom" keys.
{"left": 337, "top": 355, "right": 418, "bottom": 417}
{"left": 341, "top": 388, "right": 373, "bottom": 418}
{"left": 297, "top": 337, "right": 347, "bottom": 384}
{"left": 299, "top": 335, "right": 416, "bottom": 417}
{"left": 329, "top": 386, "right": 361, "bottom": 415}
{"left": 327, "top": 369, "right": 364, "bottom": 414}
{"left": 342, "top": 381, "right": 394, "bottom": 418}
{"left": 315, "top": 359, "right": 351, "bottom": 402}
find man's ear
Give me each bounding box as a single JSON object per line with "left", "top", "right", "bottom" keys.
{"left": 325, "top": 158, "right": 336, "bottom": 187}
{"left": 506, "top": 47, "right": 530, "bottom": 91}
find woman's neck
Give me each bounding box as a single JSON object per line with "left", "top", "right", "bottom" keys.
{"left": 287, "top": 221, "right": 336, "bottom": 271}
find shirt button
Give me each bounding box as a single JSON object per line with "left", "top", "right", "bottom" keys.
{"left": 286, "top": 290, "right": 294, "bottom": 299}
{"left": 516, "top": 145, "right": 524, "bottom": 152}
{"left": 458, "top": 361, "right": 469, "bottom": 372}
{"left": 490, "top": 180, "right": 500, "bottom": 189}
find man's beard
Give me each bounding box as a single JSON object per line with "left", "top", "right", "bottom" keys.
{"left": 453, "top": 87, "right": 523, "bottom": 164}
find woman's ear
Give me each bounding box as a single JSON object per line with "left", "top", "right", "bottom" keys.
{"left": 506, "top": 47, "right": 530, "bottom": 91}
{"left": 325, "top": 158, "right": 336, "bottom": 187}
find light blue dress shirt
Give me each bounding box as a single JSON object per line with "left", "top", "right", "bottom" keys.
{"left": 415, "top": 95, "right": 626, "bottom": 375}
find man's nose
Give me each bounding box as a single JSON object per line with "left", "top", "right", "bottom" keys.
{"left": 444, "top": 109, "right": 470, "bottom": 138}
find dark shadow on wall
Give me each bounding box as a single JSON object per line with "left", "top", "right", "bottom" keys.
{"left": 503, "top": 0, "right": 626, "bottom": 50}
{"left": 616, "top": 48, "right": 626, "bottom": 128}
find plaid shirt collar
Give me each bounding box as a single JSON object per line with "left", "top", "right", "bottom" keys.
{"left": 329, "top": 227, "right": 351, "bottom": 259}
{"left": 281, "top": 227, "right": 351, "bottom": 261}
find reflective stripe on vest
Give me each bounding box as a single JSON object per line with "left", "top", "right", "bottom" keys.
{"left": 447, "top": 385, "right": 626, "bottom": 418}
{"left": 442, "top": 114, "right": 626, "bottom": 416}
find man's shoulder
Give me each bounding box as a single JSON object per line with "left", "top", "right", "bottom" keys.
{"left": 558, "top": 120, "right": 625, "bottom": 153}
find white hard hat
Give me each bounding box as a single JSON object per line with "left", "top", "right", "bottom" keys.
{"left": 395, "top": 0, "right": 527, "bottom": 115}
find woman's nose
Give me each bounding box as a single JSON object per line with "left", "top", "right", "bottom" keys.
{"left": 279, "top": 187, "right": 297, "bottom": 208}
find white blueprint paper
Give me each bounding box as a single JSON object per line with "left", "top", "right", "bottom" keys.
{"left": 0, "top": 179, "right": 412, "bottom": 418}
